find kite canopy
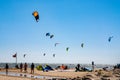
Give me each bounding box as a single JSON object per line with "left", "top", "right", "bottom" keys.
{"left": 32, "top": 11, "right": 39, "bottom": 22}
{"left": 53, "top": 54, "right": 55, "bottom": 57}
{"left": 44, "top": 65, "right": 53, "bottom": 71}
{"left": 81, "top": 43, "right": 84, "bottom": 48}
{"left": 60, "top": 64, "right": 68, "bottom": 70}
{"left": 46, "top": 33, "right": 50, "bottom": 36}
{"left": 108, "top": 36, "right": 113, "bottom": 42}
{"left": 23, "top": 54, "right": 26, "bottom": 58}
{"left": 36, "top": 65, "right": 44, "bottom": 71}
{"left": 66, "top": 47, "right": 69, "bottom": 51}
{"left": 54, "top": 43, "right": 59, "bottom": 47}
{"left": 43, "top": 53, "right": 46, "bottom": 56}
{"left": 46, "top": 33, "right": 54, "bottom": 39}
{"left": 50, "top": 35, "right": 54, "bottom": 39}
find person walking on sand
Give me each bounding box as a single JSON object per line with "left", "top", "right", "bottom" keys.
{"left": 92, "top": 61, "right": 94, "bottom": 71}
{"left": 20, "top": 63, "right": 23, "bottom": 72}
{"left": 31, "top": 63, "right": 34, "bottom": 74}
{"left": 24, "top": 63, "right": 28, "bottom": 73}
{"left": 5, "top": 63, "right": 9, "bottom": 75}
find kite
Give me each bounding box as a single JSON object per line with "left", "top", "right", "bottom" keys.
{"left": 32, "top": 11, "right": 39, "bottom": 22}
{"left": 108, "top": 36, "right": 113, "bottom": 42}
{"left": 43, "top": 53, "right": 46, "bottom": 56}
{"left": 23, "top": 54, "right": 26, "bottom": 58}
{"left": 46, "top": 33, "right": 54, "bottom": 39}
{"left": 66, "top": 47, "right": 69, "bottom": 51}
{"left": 53, "top": 54, "right": 55, "bottom": 57}
{"left": 46, "top": 33, "right": 50, "bottom": 36}
{"left": 54, "top": 43, "right": 59, "bottom": 47}
{"left": 81, "top": 43, "right": 84, "bottom": 48}
{"left": 50, "top": 35, "right": 54, "bottom": 39}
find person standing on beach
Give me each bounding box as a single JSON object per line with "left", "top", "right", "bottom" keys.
{"left": 5, "top": 63, "right": 9, "bottom": 75}
{"left": 20, "top": 63, "right": 23, "bottom": 72}
{"left": 31, "top": 63, "right": 34, "bottom": 74}
{"left": 24, "top": 63, "right": 28, "bottom": 73}
{"left": 92, "top": 61, "right": 94, "bottom": 71}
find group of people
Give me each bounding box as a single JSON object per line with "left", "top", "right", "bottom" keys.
{"left": 75, "top": 61, "right": 95, "bottom": 72}
{"left": 20, "top": 63, "right": 35, "bottom": 74}
{"left": 75, "top": 64, "right": 90, "bottom": 72}
{"left": 5, "top": 62, "right": 95, "bottom": 75}
{"left": 5, "top": 63, "right": 35, "bottom": 75}
{"left": 20, "top": 63, "right": 28, "bottom": 73}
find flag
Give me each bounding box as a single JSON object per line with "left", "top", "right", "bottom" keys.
{"left": 12, "top": 53, "right": 17, "bottom": 58}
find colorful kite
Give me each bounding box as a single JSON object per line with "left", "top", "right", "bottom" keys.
{"left": 32, "top": 11, "right": 39, "bottom": 22}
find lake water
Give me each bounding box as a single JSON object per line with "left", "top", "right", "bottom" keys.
{"left": 0, "top": 63, "right": 114, "bottom": 69}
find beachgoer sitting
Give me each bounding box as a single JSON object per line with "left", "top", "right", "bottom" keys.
{"left": 75, "top": 64, "right": 81, "bottom": 72}
{"left": 103, "top": 67, "right": 108, "bottom": 71}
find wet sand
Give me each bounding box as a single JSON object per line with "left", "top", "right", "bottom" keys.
{"left": 0, "top": 75, "right": 35, "bottom": 80}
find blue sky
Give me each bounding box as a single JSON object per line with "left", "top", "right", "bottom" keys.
{"left": 0, "top": 0, "right": 120, "bottom": 64}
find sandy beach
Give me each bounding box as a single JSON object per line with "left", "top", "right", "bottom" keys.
{"left": 0, "top": 68, "right": 120, "bottom": 80}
